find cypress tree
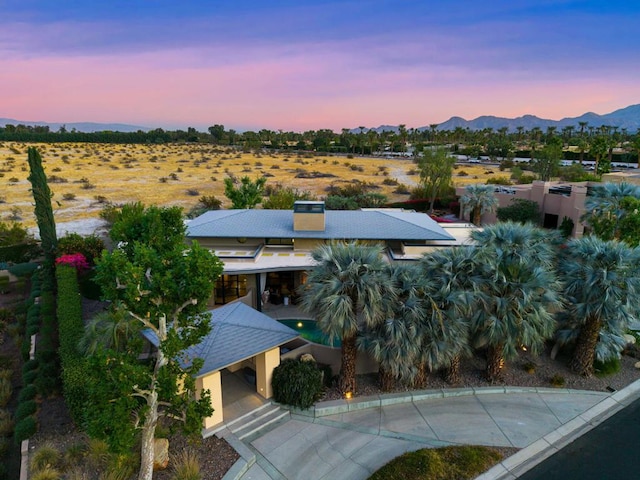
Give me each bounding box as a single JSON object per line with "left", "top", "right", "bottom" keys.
{"left": 27, "top": 147, "right": 57, "bottom": 268}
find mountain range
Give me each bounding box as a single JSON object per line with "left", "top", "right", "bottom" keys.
{"left": 2, "top": 103, "right": 640, "bottom": 134}
{"left": 365, "top": 104, "right": 640, "bottom": 134}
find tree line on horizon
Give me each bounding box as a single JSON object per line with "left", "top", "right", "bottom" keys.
{"left": 1, "top": 122, "right": 640, "bottom": 165}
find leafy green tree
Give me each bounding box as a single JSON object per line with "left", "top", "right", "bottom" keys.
{"left": 459, "top": 184, "right": 498, "bottom": 225}
{"left": 496, "top": 198, "right": 540, "bottom": 224}
{"left": 299, "top": 242, "right": 396, "bottom": 395}
{"left": 223, "top": 175, "right": 267, "bottom": 209}
{"left": 471, "top": 223, "right": 561, "bottom": 382}
{"left": 556, "top": 237, "right": 640, "bottom": 376}
{"left": 91, "top": 205, "right": 224, "bottom": 480}
{"left": 533, "top": 138, "right": 562, "bottom": 181}
{"left": 27, "top": 147, "right": 57, "bottom": 269}
{"left": 417, "top": 147, "right": 456, "bottom": 212}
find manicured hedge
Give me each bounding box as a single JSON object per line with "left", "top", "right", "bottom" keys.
{"left": 56, "top": 264, "right": 87, "bottom": 423}
{"left": 272, "top": 358, "right": 324, "bottom": 409}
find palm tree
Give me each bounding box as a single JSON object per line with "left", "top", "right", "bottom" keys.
{"left": 582, "top": 182, "right": 640, "bottom": 240}
{"left": 78, "top": 308, "right": 141, "bottom": 355}
{"left": 417, "top": 246, "right": 476, "bottom": 385}
{"left": 299, "top": 242, "right": 396, "bottom": 395}
{"left": 556, "top": 237, "right": 640, "bottom": 376}
{"left": 459, "top": 184, "right": 498, "bottom": 226}
{"left": 470, "top": 223, "right": 562, "bottom": 382}
{"left": 359, "top": 264, "right": 422, "bottom": 391}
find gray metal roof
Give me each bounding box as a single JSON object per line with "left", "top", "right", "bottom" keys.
{"left": 186, "top": 209, "right": 454, "bottom": 241}
{"left": 142, "top": 302, "right": 299, "bottom": 377}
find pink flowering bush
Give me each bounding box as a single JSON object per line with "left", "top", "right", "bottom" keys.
{"left": 55, "top": 253, "right": 90, "bottom": 272}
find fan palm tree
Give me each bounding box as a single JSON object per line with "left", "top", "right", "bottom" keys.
{"left": 359, "top": 264, "right": 422, "bottom": 391}
{"left": 78, "top": 307, "right": 142, "bottom": 355}
{"left": 299, "top": 242, "right": 396, "bottom": 395}
{"left": 417, "top": 246, "right": 476, "bottom": 385}
{"left": 460, "top": 184, "right": 498, "bottom": 226}
{"left": 556, "top": 236, "right": 640, "bottom": 376}
{"left": 582, "top": 182, "right": 640, "bottom": 241}
{"left": 470, "top": 223, "right": 562, "bottom": 382}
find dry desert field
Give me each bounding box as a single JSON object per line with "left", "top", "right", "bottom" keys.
{"left": 0, "top": 142, "right": 508, "bottom": 228}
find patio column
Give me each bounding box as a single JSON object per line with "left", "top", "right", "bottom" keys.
{"left": 256, "top": 348, "right": 280, "bottom": 399}
{"left": 197, "top": 370, "right": 223, "bottom": 429}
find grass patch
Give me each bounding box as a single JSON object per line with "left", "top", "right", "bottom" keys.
{"left": 368, "top": 445, "right": 504, "bottom": 480}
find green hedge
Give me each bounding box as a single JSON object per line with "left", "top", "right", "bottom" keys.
{"left": 56, "top": 264, "right": 87, "bottom": 423}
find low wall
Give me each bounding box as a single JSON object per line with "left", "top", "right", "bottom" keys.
{"left": 279, "top": 339, "right": 378, "bottom": 376}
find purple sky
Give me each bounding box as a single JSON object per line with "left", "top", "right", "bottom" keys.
{"left": 2, "top": 0, "right": 639, "bottom": 132}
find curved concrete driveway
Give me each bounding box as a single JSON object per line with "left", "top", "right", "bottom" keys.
{"left": 219, "top": 381, "right": 640, "bottom": 480}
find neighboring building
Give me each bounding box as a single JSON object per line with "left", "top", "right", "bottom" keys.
{"left": 186, "top": 201, "right": 476, "bottom": 309}
{"left": 456, "top": 181, "right": 593, "bottom": 237}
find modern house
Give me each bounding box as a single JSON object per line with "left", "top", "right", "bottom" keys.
{"left": 186, "top": 201, "right": 476, "bottom": 309}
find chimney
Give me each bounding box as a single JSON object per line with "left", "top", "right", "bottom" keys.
{"left": 293, "top": 201, "right": 325, "bottom": 231}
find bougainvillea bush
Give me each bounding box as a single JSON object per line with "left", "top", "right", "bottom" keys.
{"left": 55, "top": 253, "right": 90, "bottom": 272}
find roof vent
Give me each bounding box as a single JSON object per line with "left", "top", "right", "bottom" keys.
{"left": 293, "top": 201, "right": 325, "bottom": 231}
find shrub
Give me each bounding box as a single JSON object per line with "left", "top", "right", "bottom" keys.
{"left": 485, "top": 176, "right": 511, "bottom": 185}
{"left": 594, "top": 357, "right": 621, "bottom": 377}
{"left": 517, "top": 174, "right": 536, "bottom": 184}
{"left": 55, "top": 253, "right": 90, "bottom": 272}
{"left": 171, "top": 449, "right": 201, "bottom": 480}
{"left": 18, "top": 384, "right": 37, "bottom": 402}
{"left": 30, "top": 443, "right": 61, "bottom": 472}
{"left": 497, "top": 199, "right": 540, "bottom": 224}
{"left": 0, "top": 409, "right": 13, "bottom": 435}
{"left": 0, "top": 379, "right": 10, "bottom": 408}
{"left": 29, "top": 467, "right": 62, "bottom": 480}
{"left": 14, "top": 415, "right": 36, "bottom": 442}
{"left": 550, "top": 374, "right": 565, "bottom": 387}
{"left": 57, "top": 233, "right": 105, "bottom": 266}
{"left": 62, "top": 193, "right": 76, "bottom": 201}
{"left": 8, "top": 262, "right": 39, "bottom": 278}
{"left": 15, "top": 399, "right": 37, "bottom": 421}
{"left": 272, "top": 359, "right": 323, "bottom": 409}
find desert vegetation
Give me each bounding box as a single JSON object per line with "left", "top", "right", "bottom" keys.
{"left": 0, "top": 142, "right": 501, "bottom": 227}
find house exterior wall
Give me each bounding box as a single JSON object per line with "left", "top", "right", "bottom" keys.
{"left": 255, "top": 348, "right": 280, "bottom": 399}
{"left": 197, "top": 371, "right": 223, "bottom": 429}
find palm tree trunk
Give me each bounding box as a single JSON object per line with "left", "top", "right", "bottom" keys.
{"left": 473, "top": 208, "right": 481, "bottom": 226}
{"left": 379, "top": 366, "right": 395, "bottom": 392}
{"left": 445, "top": 354, "right": 461, "bottom": 385}
{"left": 413, "top": 362, "right": 428, "bottom": 389}
{"left": 486, "top": 344, "right": 504, "bottom": 383}
{"left": 339, "top": 334, "right": 357, "bottom": 395}
{"left": 570, "top": 316, "right": 602, "bottom": 376}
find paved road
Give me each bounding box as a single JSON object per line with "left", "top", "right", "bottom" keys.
{"left": 517, "top": 396, "right": 640, "bottom": 479}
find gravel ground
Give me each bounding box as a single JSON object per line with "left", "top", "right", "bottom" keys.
{"left": 322, "top": 344, "right": 640, "bottom": 401}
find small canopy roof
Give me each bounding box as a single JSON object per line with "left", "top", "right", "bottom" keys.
{"left": 142, "top": 302, "right": 299, "bottom": 377}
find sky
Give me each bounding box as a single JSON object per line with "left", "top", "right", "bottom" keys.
{"left": 1, "top": 0, "right": 639, "bottom": 132}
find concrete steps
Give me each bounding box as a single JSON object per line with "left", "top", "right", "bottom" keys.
{"left": 226, "top": 403, "right": 290, "bottom": 441}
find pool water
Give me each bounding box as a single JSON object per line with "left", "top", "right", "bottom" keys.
{"left": 278, "top": 319, "right": 341, "bottom": 347}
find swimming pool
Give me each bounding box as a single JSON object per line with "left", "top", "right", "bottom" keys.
{"left": 277, "top": 319, "right": 341, "bottom": 347}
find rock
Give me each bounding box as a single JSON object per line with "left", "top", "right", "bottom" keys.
{"left": 153, "top": 438, "right": 169, "bottom": 470}
{"left": 635, "top": 361, "right": 640, "bottom": 370}
{"left": 624, "top": 334, "right": 636, "bottom": 345}
{"left": 299, "top": 353, "right": 316, "bottom": 363}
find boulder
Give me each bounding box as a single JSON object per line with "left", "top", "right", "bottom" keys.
{"left": 153, "top": 438, "right": 169, "bottom": 470}
{"left": 624, "top": 334, "right": 637, "bottom": 345}
{"left": 299, "top": 353, "right": 316, "bottom": 363}
{"left": 635, "top": 361, "right": 640, "bottom": 370}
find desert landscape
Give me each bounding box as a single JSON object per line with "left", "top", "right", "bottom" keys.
{"left": 0, "top": 141, "right": 508, "bottom": 230}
